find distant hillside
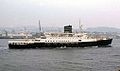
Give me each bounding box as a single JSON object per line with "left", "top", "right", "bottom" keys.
{"left": 1, "top": 26, "right": 120, "bottom": 33}
{"left": 0, "top": 27, "right": 64, "bottom": 33}
{"left": 86, "top": 27, "right": 120, "bottom": 32}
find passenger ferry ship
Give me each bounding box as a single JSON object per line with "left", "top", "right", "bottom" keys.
{"left": 8, "top": 25, "right": 112, "bottom": 49}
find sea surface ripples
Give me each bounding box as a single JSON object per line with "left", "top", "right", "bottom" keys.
{"left": 0, "top": 39, "right": 120, "bottom": 71}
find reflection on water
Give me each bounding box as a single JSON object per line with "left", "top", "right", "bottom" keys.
{"left": 0, "top": 39, "right": 120, "bottom": 71}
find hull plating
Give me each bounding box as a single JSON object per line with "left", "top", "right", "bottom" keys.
{"left": 9, "top": 39, "right": 112, "bottom": 49}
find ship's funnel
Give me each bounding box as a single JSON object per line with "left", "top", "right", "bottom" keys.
{"left": 64, "top": 25, "right": 72, "bottom": 33}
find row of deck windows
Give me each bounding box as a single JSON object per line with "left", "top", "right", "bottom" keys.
{"left": 45, "top": 40, "right": 76, "bottom": 42}
{"left": 49, "top": 38, "right": 80, "bottom": 39}
{"left": 10, "top": 42, "right": 28, "bottom": 45}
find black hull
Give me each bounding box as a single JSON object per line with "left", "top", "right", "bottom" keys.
{"left": 9, "top": 39, "right": 112, "bottom": 49}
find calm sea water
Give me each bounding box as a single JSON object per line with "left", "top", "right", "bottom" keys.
{"left": 0, "top": 39, "right": 120, "bottom": 71}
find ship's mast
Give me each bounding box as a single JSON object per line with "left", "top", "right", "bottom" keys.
{"left": 24, "top": 27, "right": 28, "bottom": 39}
{"left": 79, "top": 19, "right": 83, "bottom": 33}
{"left": 39, "top": 20, "right": 41, "bottom": 33}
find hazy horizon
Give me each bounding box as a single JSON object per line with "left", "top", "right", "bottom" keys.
{"left": 1, "top": 0, "right": 120, "bottom": 29}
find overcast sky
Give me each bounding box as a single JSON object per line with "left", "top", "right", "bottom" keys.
{"left": 1, "top": 0, "right": 120, "bottom": 29}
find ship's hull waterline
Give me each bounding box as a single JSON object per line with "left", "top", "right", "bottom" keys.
{"left": 9, "top": 38, "right": 112, "bottom": 49}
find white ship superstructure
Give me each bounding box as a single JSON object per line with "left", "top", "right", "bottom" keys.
{"left": 42, "top": 32, "right": 97, "bottom": 43}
